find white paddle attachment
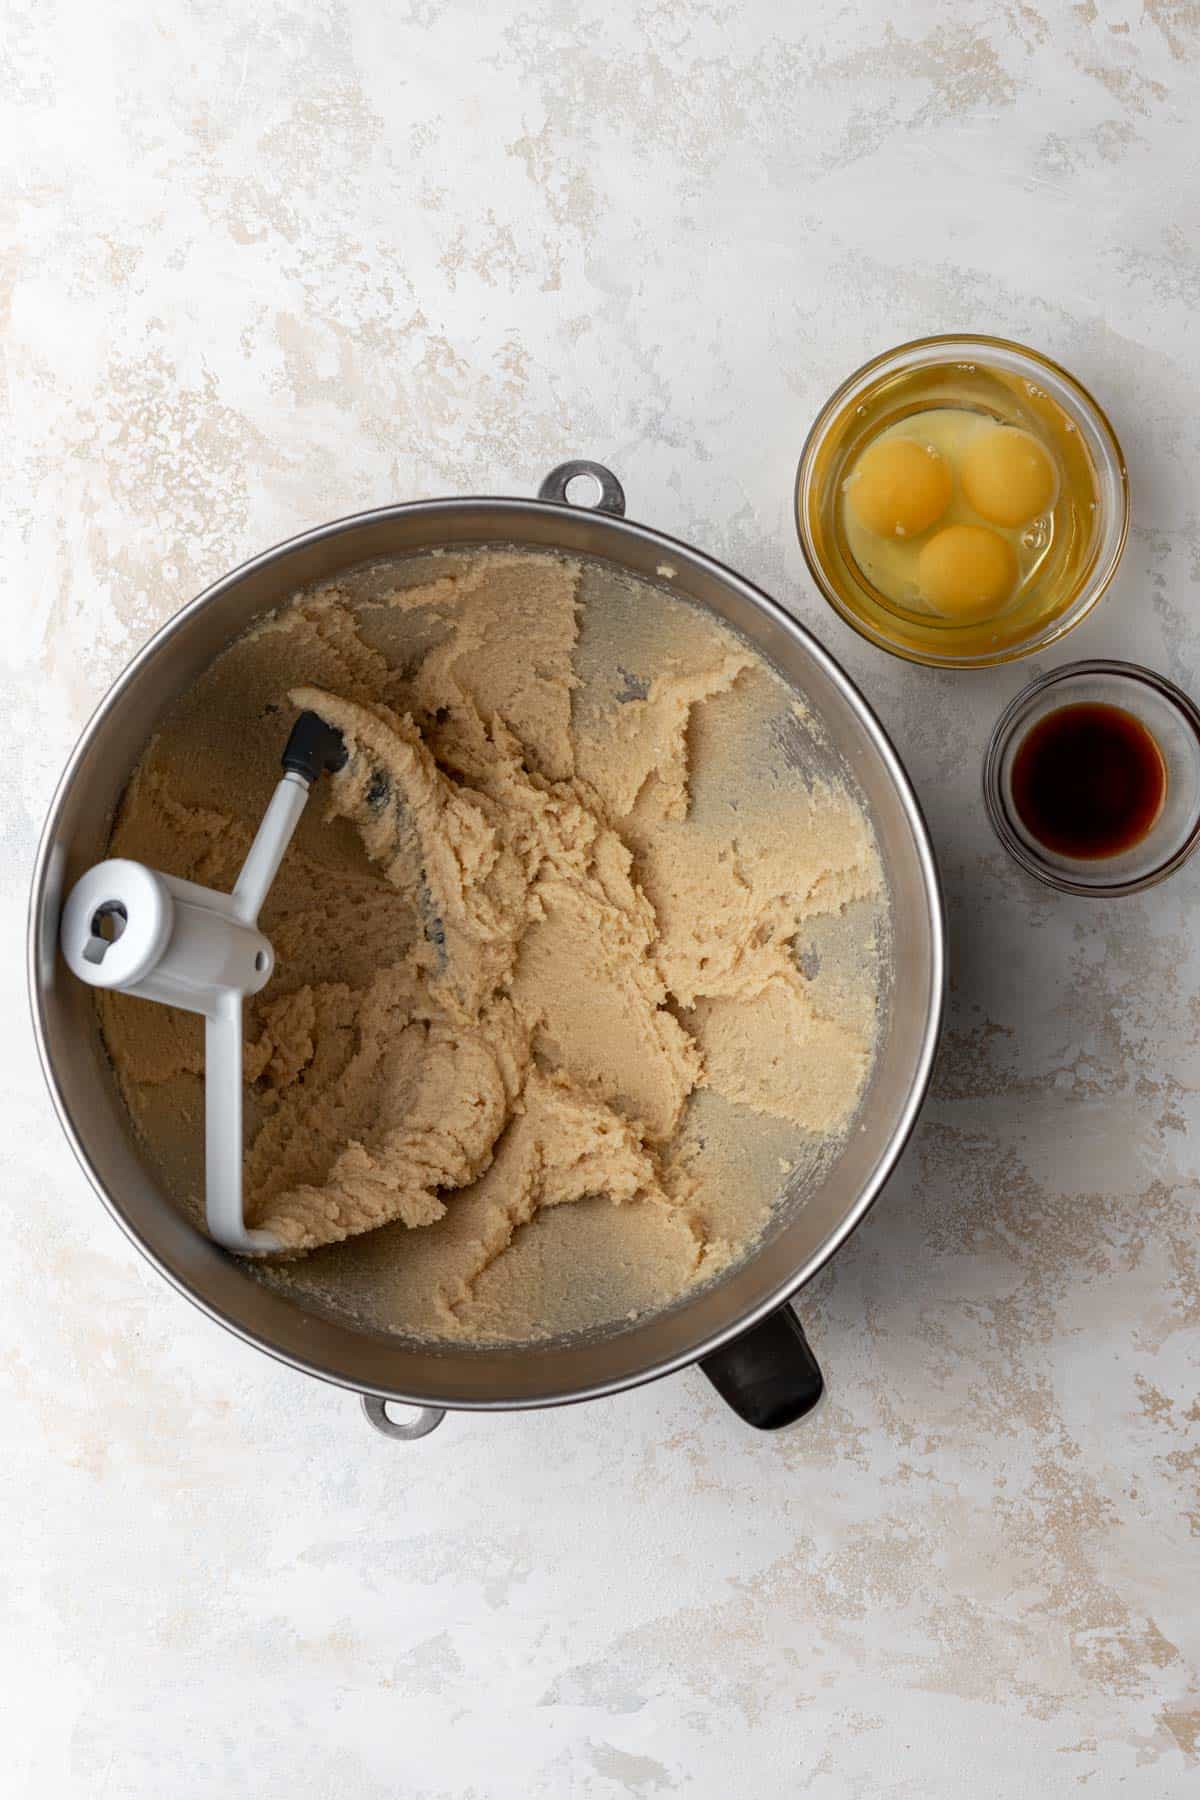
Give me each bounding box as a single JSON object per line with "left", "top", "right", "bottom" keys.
{"left": 60, "top": 713, "right": 346, "bottom": 1253}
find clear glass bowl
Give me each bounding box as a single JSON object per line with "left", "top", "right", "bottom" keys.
{"left": 796, "top": 335, "right": 1130, "bottom": 669}
{"left": 983, "top": 661, "right": 1200, "bottom": 895}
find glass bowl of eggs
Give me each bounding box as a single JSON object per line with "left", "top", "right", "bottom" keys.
{"left": 795, "top": 335, "right": 1129, "bottom": 668}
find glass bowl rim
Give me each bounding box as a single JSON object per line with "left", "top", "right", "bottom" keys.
{"left": 982, "top": 657, "right": 1200, "bottom": 895}
{"left": 795, "top": 333, "right": 1131, "bottom": 670}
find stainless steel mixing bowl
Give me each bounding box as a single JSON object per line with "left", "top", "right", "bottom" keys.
{"left": 28, "top": 461, "right": 944, "bottom": 1440}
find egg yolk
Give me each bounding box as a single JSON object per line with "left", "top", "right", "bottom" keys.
{"left": 845, "top": 437, "right": 952, "bottom": 538}
{"left": 918, "top": 524, "right": 1018, "bottom": 619}
{"left": 961, "top": 427, "right": 1057, "bottom": 527}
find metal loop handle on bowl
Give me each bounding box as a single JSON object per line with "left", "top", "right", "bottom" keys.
{"left": 360, "top": 1395, "right": 447, "bottom": 1441}
{"left": 538, "top": 460, "right": 626, "bottom": 516}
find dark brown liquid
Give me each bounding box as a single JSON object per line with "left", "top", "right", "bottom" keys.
{"left": 1011, "top": 702, "right": 1166, "bottom": 859}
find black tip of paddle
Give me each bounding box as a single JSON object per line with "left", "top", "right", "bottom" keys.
{"left": 282, "top": 711, "right": 348, "bottom": 783}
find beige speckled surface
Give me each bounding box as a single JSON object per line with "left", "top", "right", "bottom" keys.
{"left": 5, "top": 2, "right": 1199, "bottom": 1794}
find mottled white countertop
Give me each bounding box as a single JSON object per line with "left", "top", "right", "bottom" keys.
{"left": 4, "top": 3, "right": 1199, "bottom": 1794}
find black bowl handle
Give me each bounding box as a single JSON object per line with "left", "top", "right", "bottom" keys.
{"left": 700, "top": 1304, "right": 824, "bottom": 1430}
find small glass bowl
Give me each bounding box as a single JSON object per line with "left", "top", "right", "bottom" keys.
{"left": 983, "top": 661, "right": 1200, "bottom": 895}
{"left": 796, "top": 334, "right": 1130, "bottom": 668}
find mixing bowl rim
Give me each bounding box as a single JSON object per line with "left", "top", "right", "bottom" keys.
{"left": 28, "top": 493, "right": 946, "bottom": 1410}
